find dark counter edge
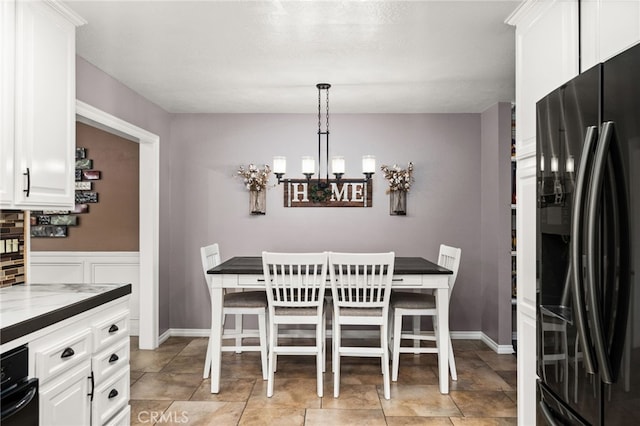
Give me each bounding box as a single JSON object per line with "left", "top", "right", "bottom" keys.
{"left": 1, "top": 284, "right": 132, "bottom": 345}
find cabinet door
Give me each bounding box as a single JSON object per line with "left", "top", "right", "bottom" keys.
{"left": 13, "top": 0, "right": 76, "bottom": 208}
{"left": 582, "top": 0, "right": 640, "bottom": 70}
{"left": 509, "top": 0, "right": 579, "bottom": 158}
{"left": 39, "top": 361, "right": 91, "bottom": 426}
{"left": 0, "top": 0, "right": 14, "bottom": 206}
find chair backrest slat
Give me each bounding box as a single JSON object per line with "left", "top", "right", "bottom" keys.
{"left": 329, "top": 252, "right": 395, "bottom": 309}
{"left": 437, "top": 244, "right": 462, "bottom": 295}
{"left": 200, "top": 243, "right": 221, "bottom": 293}
{"left": 262, "top": 252, "right": 328, "bottom": 309}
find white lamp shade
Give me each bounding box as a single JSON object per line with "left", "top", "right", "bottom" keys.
{"left": 331, "top": 156, "right": 345, "bottom": 174}
{"left": 302, "top": 156, "right": 315, "bottom": 174}
{"left": 362, "top": 155, "right": 376, "bottom": 173}
{"left": 273, "top": 156, "right": 286, "bottom": 174}
{"left": 550, "top": 155, "right": 559, "bottom": 173}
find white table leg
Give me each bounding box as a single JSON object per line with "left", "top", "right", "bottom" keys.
{"left": 210, "top": 285, "right": 224, "bottom": 393}
{"left": 436, "top": 287, "right": 449, "bottom": 394}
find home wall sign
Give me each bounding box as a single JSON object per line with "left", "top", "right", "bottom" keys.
{"left": 283, "top": 179, "right": 372, "bottom": 208}
{"left": 31, "top": 147, "right": 100, "bottom": 238}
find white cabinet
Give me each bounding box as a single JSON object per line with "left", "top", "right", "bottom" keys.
{"left": 581, "top": 0, "right": 640, "bottom": 70}
{"left": 507, "top": 0, "right": 579, "bottom": 159}
{"left": 31, "top": 298, "right": 131, "bottom": 426}
{"left": 0, "top": 0, "right": 85, "bottom": 209}
{"left": 506, "top": 1, "right": 580, "bottom": 423}
{"left": 39, "top": 361, "right": 92, "bottom": 426}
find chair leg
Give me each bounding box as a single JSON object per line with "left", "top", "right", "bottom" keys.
{"left": 316, "top": 318, "right": 324, "bottom": 397}
{"left": 322, "top": 311, "right": 327, "bottom": 373}
{"left": 392, "top": 310, "right": 402, "bottom": 382}
{"left": 381, "top": 322, "right": 391, "bottom": 400}
{"left": 267, "top": 321, "right": 277, "bottom": 397}
{"left": 234, "top": 313, "right": 242, "bottom": 353}
{"left": 412, "top": 315, "right": 421, "bottom": 353}
{"left": 448, "top": 336, "right": 457, "bottom": 380}
{"left": 258, "top": 310, "right": 268, "bottom": 381}
{"left": 203, "top": 333, "right": 212, "bottom": 379}
{"left": 333, "top": 321, "right": 341, "bottom": 398}
{"left": 332, "top": 308, "right": 337, "bottom": 374}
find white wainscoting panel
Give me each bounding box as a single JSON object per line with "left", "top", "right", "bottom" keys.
{"left": 30, "top": 251, "right": 140, "bottom": 335}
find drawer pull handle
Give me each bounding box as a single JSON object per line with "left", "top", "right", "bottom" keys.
{"left": 108, "top": 324, "right": 119, "bottom": 333}
{"left": 108, "top": 389, "right": 118, "bottom": 399}
{"left": 108, "top": 354, "right": 119, "bottom": 363}
{"left": 392, "top": 278, "right": 404, "bottom": 282}
{"left": 61, "top": 347, "right": 75, "bottom": 359}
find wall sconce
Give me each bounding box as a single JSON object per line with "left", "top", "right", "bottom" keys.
{"left": 273, "top": 83, "right": 375, "bottom": 186}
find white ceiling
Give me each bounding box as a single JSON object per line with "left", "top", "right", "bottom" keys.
{"left": 66, "top": 0, "right": 519, "bottom": 114}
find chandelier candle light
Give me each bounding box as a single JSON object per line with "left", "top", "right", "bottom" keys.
{"left": 272, "top": 83, "right": 376, "bottom": 187}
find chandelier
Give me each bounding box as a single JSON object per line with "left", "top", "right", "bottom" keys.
{"left": 273, "top": 83, "right": 375, "bottom": 187}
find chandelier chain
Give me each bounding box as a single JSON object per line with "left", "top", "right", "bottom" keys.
{"left": 326, "top": 87, "right": 329, "bottom": 132}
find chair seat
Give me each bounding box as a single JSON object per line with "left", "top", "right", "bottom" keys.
{"left": 224, "top": 291, "right": 268, "bottom": 308}
{"left": 338, "top": 307, "right": 384, "bottom": 317}
{"left": 274, "top": 304, "right": 324, "bottom": 316}
{"left": 390, "top": 291, "right": 435, "bottom": 309}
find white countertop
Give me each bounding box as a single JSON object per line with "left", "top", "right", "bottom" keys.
{"left": 0, "top": 283, "right": 131, "bottom": 345}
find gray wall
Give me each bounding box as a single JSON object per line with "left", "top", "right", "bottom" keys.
{"left": 75, "top": 57, "right": 173, "bottom": 334}
{"left": 169, "top": 113, "right": 485, "bottom": 334}
{"left": 76, "top": 57, "right": 513, "bottom": 345}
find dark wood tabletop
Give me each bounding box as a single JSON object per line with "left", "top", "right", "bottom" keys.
{"left": 207, "top": 256, "right": 452, "bottom": 275}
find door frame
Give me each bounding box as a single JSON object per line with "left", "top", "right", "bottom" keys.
{"left": 76, "top": 100, "right": 159, "bottom": 350}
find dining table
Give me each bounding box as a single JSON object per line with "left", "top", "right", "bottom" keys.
{"left": 207, "top": 255, "right": 453, "bottom": 394}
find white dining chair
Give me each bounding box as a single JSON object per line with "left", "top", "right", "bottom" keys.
{"left": 390, "top": 244, "right": 461, "bottom": 382}
{"left": 261, "top": 251, "right": 329, "bottom": 397}
{"left": 200, "top": 244, "right": 268, "bottom": 380}
{"left": 329, "top": 251, "right": 395, "bottom": 400}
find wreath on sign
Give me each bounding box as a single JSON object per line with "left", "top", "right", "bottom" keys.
{"left": 309, "top": 183, "right": 332, "bottom": 203}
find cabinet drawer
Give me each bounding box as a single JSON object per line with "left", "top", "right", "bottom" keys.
{"left": 93, "top": 310, "right": 129, "bottom": 353}
{"left": 104, "top": 404, "right": 130, "bottom": 426}
{"left": 92, "top": 367, "right": 129, "bottom": 426}
{"left": 391, "top": 275, "right": 422, "bottom": 287}
{"left": 92, "top": 338, "right": 130, "bottom": 385}
{"left": 35, "top": 328, "right": 92, "bottom": 384}
{"left": 237, "top": 275, "right": 266, "bottom": 287}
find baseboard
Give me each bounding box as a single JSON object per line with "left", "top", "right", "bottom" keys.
{"left": 164, "top": 328, "right": 515, "bottom": 354}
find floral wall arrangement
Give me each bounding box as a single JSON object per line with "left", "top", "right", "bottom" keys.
{"left": 380, "top": 162, "right": 414, "bottom": 215}
{"left": 237, "top": 164, "right": 271, "bottom": 214}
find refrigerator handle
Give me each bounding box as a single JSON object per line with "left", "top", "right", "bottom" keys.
{"left": 586, "top": 121, "right": 615, "bottom": 384}
{"left": 570, "top": 125, "right": 598, "bottom": 375}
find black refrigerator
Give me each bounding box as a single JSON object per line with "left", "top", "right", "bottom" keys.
{"left": 536, "top": 42, "right": 640, "bottom": 425}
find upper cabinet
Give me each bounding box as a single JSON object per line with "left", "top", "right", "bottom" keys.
{"left": 507, "top": 0, "right": 579, "bottom": 159}
{"left": 581, "top": 0, "right": 640, "bottom": 70}
{"left": 1, "top": 0, "right": 85, "bottom": 210}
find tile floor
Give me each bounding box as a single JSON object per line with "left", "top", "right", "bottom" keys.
{"left": 129, "top": 336, "right": 517, "bottom": 425}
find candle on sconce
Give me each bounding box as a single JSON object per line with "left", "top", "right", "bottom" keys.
{"left": 540, "top": 154, "right": 545, "bottom": 172}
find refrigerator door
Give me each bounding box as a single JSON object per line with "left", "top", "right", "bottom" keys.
{"left": 536, "top": 64, "right": 601, "bottom": 425}
{"left": 600, "top": 41, "right": 640, "bottom": 425}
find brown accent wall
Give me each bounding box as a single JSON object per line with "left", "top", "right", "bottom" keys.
{"left": 31, "top": 122, "right": 139, "bottom": 251}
